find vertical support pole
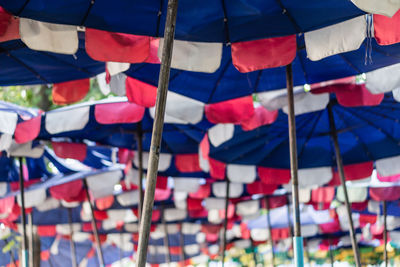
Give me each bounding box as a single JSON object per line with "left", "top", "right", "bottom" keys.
{"left": 286, "top": 194, "right": 294, "bottom": 261}
{"left": 327, "top": 103, "right": 361, "bottom": 267}
{"left": 328, "top": 238, "right": 334, "bottom": 267}
{"left": 285, "top": 64, "right": 304, "bottom": 267}
{"left": 83, "top": 179, "right": 105, "bottom": 267}
{"left": 136, "top": 0, "right": 179, "bottom": 265}
{"left": 180, "top": 223, "right": 186, "bottom": 267}
{"left": 28, "top": 213, "right": 34, "bottom": 267}
{"left": 383, "top": 201, "right": 388, "bottom": 267}
{"left": 161, "top": 207, "right": 171, "bottom": 265}
{"left": 265, "top": 197, "right": 275, "bottom": 267}
{"left": 135, "top": 122, "right": 144, "bottom": 222}
{"left": 221, "top": 180, "right": 230, "bottom": 267}
{"left": 18, "top": 157, "right": 29, "bottom": 267}
{"left": 67, "top": 208, "right": 78, "bottom": 267}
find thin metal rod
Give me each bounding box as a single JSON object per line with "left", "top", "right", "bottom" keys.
{"left": 221, "top": 180, "right": 230, "bottom": 267}
{"left": 383, "top": 200, "right": 388, "bottom": 267}
{"left": 83, "top": 179, "right": 105, "bottom": 267}
{"left": 285, "top": 64, "right": 303, "bottom": 267}
{"left": 136, "top": 0, "right": 179, "bottom": 265}
{"left": 327, "top": 102, "right": 361, "bottom": 267}
{"left": 328, "top": 238, "right": 334, "bottom": 267}
{"left": 286, "top": 194, "right": 294, "bottom": 261}
{"left": 67, "top": 208, "right": 78, "bottom": 267}
{"left": 180, "top": 223, "right": 185, "bottom": 267}
{"left": 18, "top": 157, "right": 29, "bottom": 267}
{"left": 265, "top": 197, "right": 275, "bottom": 267}
{"left": 136, "top": 122, "right": 144, "bottom": 223}
{"left": 161, "top": 207, "right": 171, "bottom": 265}
{"left": 28, "top": 213, "right": 33, "bottom": 267}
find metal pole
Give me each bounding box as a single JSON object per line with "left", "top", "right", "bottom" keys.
{"left": 83, "top": 179, "right": 105, "bottom": 267}
{"left": 67, "top": 208, "right": 78, "bottom": 267}
{"left": 221, "top": 180, "right": 230, "bottom": 267}
{"left": 265, "top": 197, "right": 275, "bottom": 267}
{"left": 286, "top": 194, "right": 294, "bottom": 261}
{"left": 136, "top": 0, "right": 178, "bottom": 265}
{"left": 285, "top": 64, "right": 304, "bottom": 267}
{"left": 18, "top": 157, "right": 29, "bottom": 267}
{"left": 161, "top": 207, "right": 171, "bottom": 265}
{"left": 135, "top": 122, "right": 144, "bottom": 222}
{"left": 180, "top": 223, "right": 186, "bottom": 267}
{"left": 383, "top": 201, "right": 388, "bottom": 267}
{"left": 28, "top": 213, "right": 34, "bottom": 267}
{"left": 328, "top": 238, "right": 334, "bottom": 267}
{"left": 327, "top": 102, "right": 361, "bottom": 267}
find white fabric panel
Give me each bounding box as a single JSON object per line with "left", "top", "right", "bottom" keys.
{"left": 173, "top": 178, "right": 200, "bottom": 193}
{"left": 208, "top": 244, "right": 220, "bottom": 255}
{"left": 86, "top": 170, "right": 122, "bottom": 199}
{"left": 212, "top": 182, "right": 243, "bottom": 198}
{"left": 109, "top": 73, "right": 127, "bottom": 96}
{"left": 234, "top": 239, "right": 251, "bottom": 249}
{"left": 102, "top": 219, "right": 118, "bottom": 231}
{"left": 124, "top": 168, "right": 139, "bottom": 190}
{"left": 150, "top": 225, "right": 166, "bottom": 239}
{"left": 9, "top": 142, "right": 44, "bottom": 158}
{"left": 0, "top": 228, "right": 11, "bottom": 240}
{"left": 165, "top": 91, "right": 204, "bottom": 124}
{"left": 36, "top": 197, "right": 60, "bottom": 212}
{"left": 232, "top": 224, "right": 243, "bottom": 238}
{"left": 337, "top": 206, "right": 360, "bottom": 231}
{"left": 0, "top": 111, "right": 18, "bottom": 135}
{"left": 298, "top": 167, "right": 332, "bottom": 188}
{"left": 304, "top": 16, "right": 366, "bottom": 61}
{"left": 166, "top": 224, "right": 180, "bottom": 234}
{"left": 307, "top": 239, "right": 322, "bottom": 251}
{"left": 106, "top": 62, "right": 130, "bottom": 76}
{"left": 20, "top": 18, "right": 78, "bottom": 54}
{"left": 301, "top": 224, "right": 318, "bottom": 237}
{"left": 133, "top": 151, "right": 172, "bottom": 172}
{"left": 158, "top": 39, "right": 222, "bottom": 73}
{"left": 164, "top": 208, "right": 187, "bottom": 222}
{"left": 198, "top": 146, "right": 210, "bottom": 172}
{"left": 393, "top": 88, "right": 400, "bottom": 102}
{"left": 17, "top": 224, "right": 37, "bottom": 237}
{"left": 50, "top": 236, "right": 61, "bottom": 255}
{"left": 182, "top": 223, "right": 201, "bottom": 235}
{"left": 376, "top": 155, "right": 400, "bottom": 177}
{"left": 124, "top": 223, "right": 139, "bottom": 233}
{"left": 208, "top": 123, "right": 235, "bottom": 147}
{"left": 191, "top": 255, "right": 209, "bottom": 265}
{"left": 106, "top": 209, "right": 137, "bottom": 223}
{"left": 205, "top": 197, "right": 225, "bottom": 210}
{"left": 236, "top": 200, "right": 259, "bottom": 217}
{"left": 387, "top": 216, "right": 400, "bottom": 231}
{"left": 73, "top": 232, "right": 90, "bottom": 242}
{"left": 0, "top": 134, "right": 12, "bottom": 151}
{"left": 45, "top": 106, "right": 90, "bottom": 134}
{"left": 116, "top": 190, "right": 139, "bottom": 206}
{"left": 61, "top": 200, "right": 80, "bottom": 208}
{"left": 277, "top": 238, "right": 293, "bottom": 253}
{"left": 337, "top": 187, "right": 367, "bottom": 203}
{"left": 282, "top": 93, "right": 329, "bottom": 115}
{"left": 184, "top": 244, "right": 200, "bottom": 255}
{"left": 362, "top": 224, "right": 373, "bottom": 241}
{"left": 96, "top": 73, "right": 111, "bottom": 95}
{"left": 78, "top": 258, "right": 88, "bottom": 267}
{"left": 196, "top": 232, "right": 206, "bottom": 243}
{"left": 368, "top": 200, "right": 381, "bottom": 214}
{"left": 250, "top": 228, "right": 269, "bottom": 241}
{"left": 208, "top": 209, "right": 223, "bottom": 224}
{"left": 257, "top": 87, "right": 305, "bottom": 111}
{"left": 107, "top": 233, "right": 132, "bottom": 247}
{"left": 17, "top": 189, "right": 46, "bottom": 208}
{"left": 227, "top": 164, "right": 256, "bottom": 184}
{"left": 174, "top": 191, "right": 187, "bottom": 210}
{"left": 81, "top": 202, "right": 92, "bottom": 221}
{"left": 299, "top": 189, "right": 311, "bottom": 203}
{"left": 55, "top": 223, "right": 81, "bottom": 235}
{"left": 366, "top": 63, "right": 400, "bottom": 94}
{"left": 350, "top": 0, "right": 400, "bottom": 17}
{"left": 0, "top": 182, "right": 7, "bottom": 197}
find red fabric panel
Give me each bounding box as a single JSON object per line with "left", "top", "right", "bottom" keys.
{"left": 377, "top": 172, "right": 400, "bottom": 182}
{"left": 10, "top": 179, "right": 40, "bottom": 191}
{"left": 151, "top": 209, "right": 161, "bottom": 222}
{"left": 202, "top": 224, "right": 220, "bottom": 235}
{"left": 261, "top": 195, "right": 287, "bottom": 209}
{"left": 118, "top": 148, "right": 134, "bottom": 164}
{"left": 258, "top": 167, "right": 291, "bottom": 185}
{"left": 371, "top": 223, "right": 384, "bottom": 236}
{"left": 0, "top": 196, "right": 14, "bottom": 214}
{"left": 246, "top": 181, "right": 278, "bottom": 195}
{"left": 85, "top": 28, "right": 150, "bottom": 63}
{"left": 145, "top": 38, "right": 161, "bottom": 64}
{"left": 218, "top": 204, "right": 235, "bottom": 219}
{"left": 231, "top": 35, "right": 296, "bottom": 73}
{"left": 351, "top": 201, "right": 368, "bottom": 212}
{"left": 86, "top": 247, "right": 96, "bottom": 258}
{"left": 94, "top": 102, "right": 145, "bottom": 124}
{"left": 49, "top": 180, "right": 84, "bottom": 202}
{"left": 240, "top": 106, "right": 278, "bottom": 131}
{"left": 154, "top": 188, "right": 171, "bottom": 201}
{"left": 188, "top": 208, "right": 208, "bottom": 218}
{"left": 14, "top": 115, "right": 41, "bottom": 144}
{"left": 82, "top": 222, "right": 102, "bottom": 232}
{"left": 271, "top": 228, "right": 290, "bottom": 241}
{"left": 330, "top": 161, "right": 373, "bottom": 186}
{"left": 189, "top": 183, "right": 211, "bottom": 199}
{"left": 40, "top": 250, "right": 50, "bottom": 261}
{"left": 240, "top": 222, "right": 251, "bottom": 239}
{"left": 93, "top": 210, "right": 108, "bottom": 221}
{"left": 209, "top": 158, "right": 226, "bottom": 180}
{"left": 120, "top": 180, "right": 138, "bottom": 191}
{"left": 37, "top": 225, "right": 56, "bottom": 236}
{"left": 7, "top": 204, "right": 20, "bottom": 222}
{"left": 359, "top": 214, "right": 377, "bottom": 227}
{"left": 169, "top": 246, "right": 182, "bottom": 255}
{"left": 156, "top": 176, "right": 168, "bottom": 190}
{"left": 319, "top": 219, "right": 341, "bottom": 234}
{"left": 311, "top": 187, "right": 335, "bottom": 203}
{"left": 374, "top": 10, "right": 400, "bottom": 45}
{"left": 126, "top": 77, "right": 157, "bottom": 107}
{"left": 175, "top": 154, "right": 202, "bottom": 173}
{"left": 205, "top": 96, "right": 255, "bottom": 124}
{"left": 52, "top": 79, "right": 90, "bottom": 105}
{"left": 95, "top": 196, "right": 114, "bottom": 210}
{"left": 311, "top": 202, "right": 331, "bottom": 211}
{"left": 370, "top": 187, "right": 400, "bottom": 201}
{"left": 187, "top": 197, "right": 203, "bottom": 211}
{"left": 0, "top": 8, "right": 19, "bottom": 42}
{"left": 206, "top": 233, "right": 219, "bottom": 243}
{"left": 52, "top": 141, "right": 87, "bottom": 161}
